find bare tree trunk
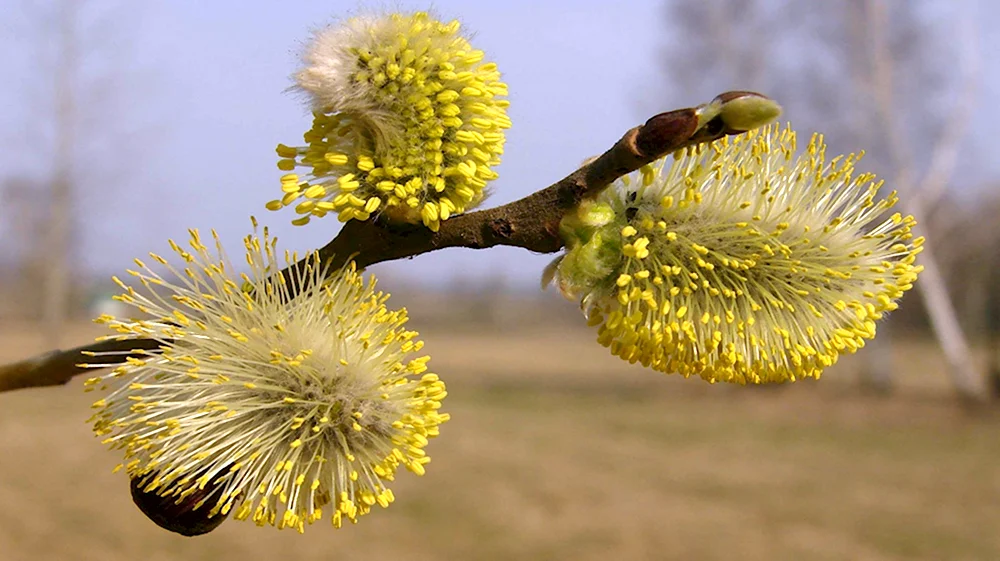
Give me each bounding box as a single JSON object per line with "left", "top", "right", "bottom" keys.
{"left": 845, "top": 0, "right": 896, "bottom": 392}
{"left": 910, "top": 240, "right": 982, "bottom": 401}
{"left": 865, "top": 0, "right": 983, "bottom": 402}
{"left": 41, "top": 1, "right": 77, "bottom": 345}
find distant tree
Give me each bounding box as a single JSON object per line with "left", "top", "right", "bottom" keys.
{"left": 1, "top": 0, "right": 148, "bottom": 344}
{"left": 653, "top": 0, "right": 983, "bottom": 400}
{"left": 0, "top": 177, "right": 49, "bottom": 319}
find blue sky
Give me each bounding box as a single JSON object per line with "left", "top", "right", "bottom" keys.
{"left": 1, "top": 1, "right": 998, "bottom": 288}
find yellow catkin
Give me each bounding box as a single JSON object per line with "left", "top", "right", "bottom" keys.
{"left": 547, "top": 124, "right": 922, "bottom": 385}
{"left": 269, "top": 12, "right": 510, "bottom": 232}
{"left": 85, "top": 220, "right": 448, "bottom": 532}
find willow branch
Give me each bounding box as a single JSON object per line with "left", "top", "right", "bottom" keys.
{"left": 0, "top": 338, "right": 163, "bottom": 393}
{"left": 0, "top": 92, "right": 768, "bottom": 394}
{"left": 287, "top": 95, "right": 757, "bottom": 277}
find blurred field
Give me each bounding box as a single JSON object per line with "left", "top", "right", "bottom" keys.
{"left": 1, "top": 320, "right": 998, "bottom": 561}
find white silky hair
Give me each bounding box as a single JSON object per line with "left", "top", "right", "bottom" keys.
{"left": 292, "top": 11, "right": 460, "bottom": 154}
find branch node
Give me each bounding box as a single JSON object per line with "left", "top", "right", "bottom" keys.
{"left": 490, "top": 218, "right": 514, "bottom": 239}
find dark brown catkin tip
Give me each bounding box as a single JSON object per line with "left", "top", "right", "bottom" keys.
{"left": 130, "top": 476, "right": 228, "bottom": 537}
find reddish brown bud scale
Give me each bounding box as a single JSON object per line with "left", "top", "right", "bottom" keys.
{"left": 712, "top": 90, "right": 766, "bottom": 104}
{"left": 635, "top": 109, "right": 699, "bottom": 158}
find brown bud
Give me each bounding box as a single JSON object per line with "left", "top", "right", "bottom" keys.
{"left": 130, "top": 475, "right": 228, "bottom": 537}
{"left": 635, "top": 108, "right": 699, "bottom": 158}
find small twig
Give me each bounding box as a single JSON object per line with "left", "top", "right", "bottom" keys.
{"left": 0, "top": 338, "right": 163, "bottom": 393}
{"left": 0, "top": 92, "right": 766, "bottom": 394}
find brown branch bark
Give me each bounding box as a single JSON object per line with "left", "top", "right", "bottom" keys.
{"left": 0, "top": 338, "right": 163, "bottom": 393}
{"left": 0, "top": 93, "right": 767, "bottom": 394}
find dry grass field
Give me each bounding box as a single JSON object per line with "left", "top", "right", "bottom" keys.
{"left": 1, "top": 319, "right": 998, "bottom": 561}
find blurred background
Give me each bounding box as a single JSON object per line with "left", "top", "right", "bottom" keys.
{"left": 1, "top": 1, "right": 999, "bottom": 559}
